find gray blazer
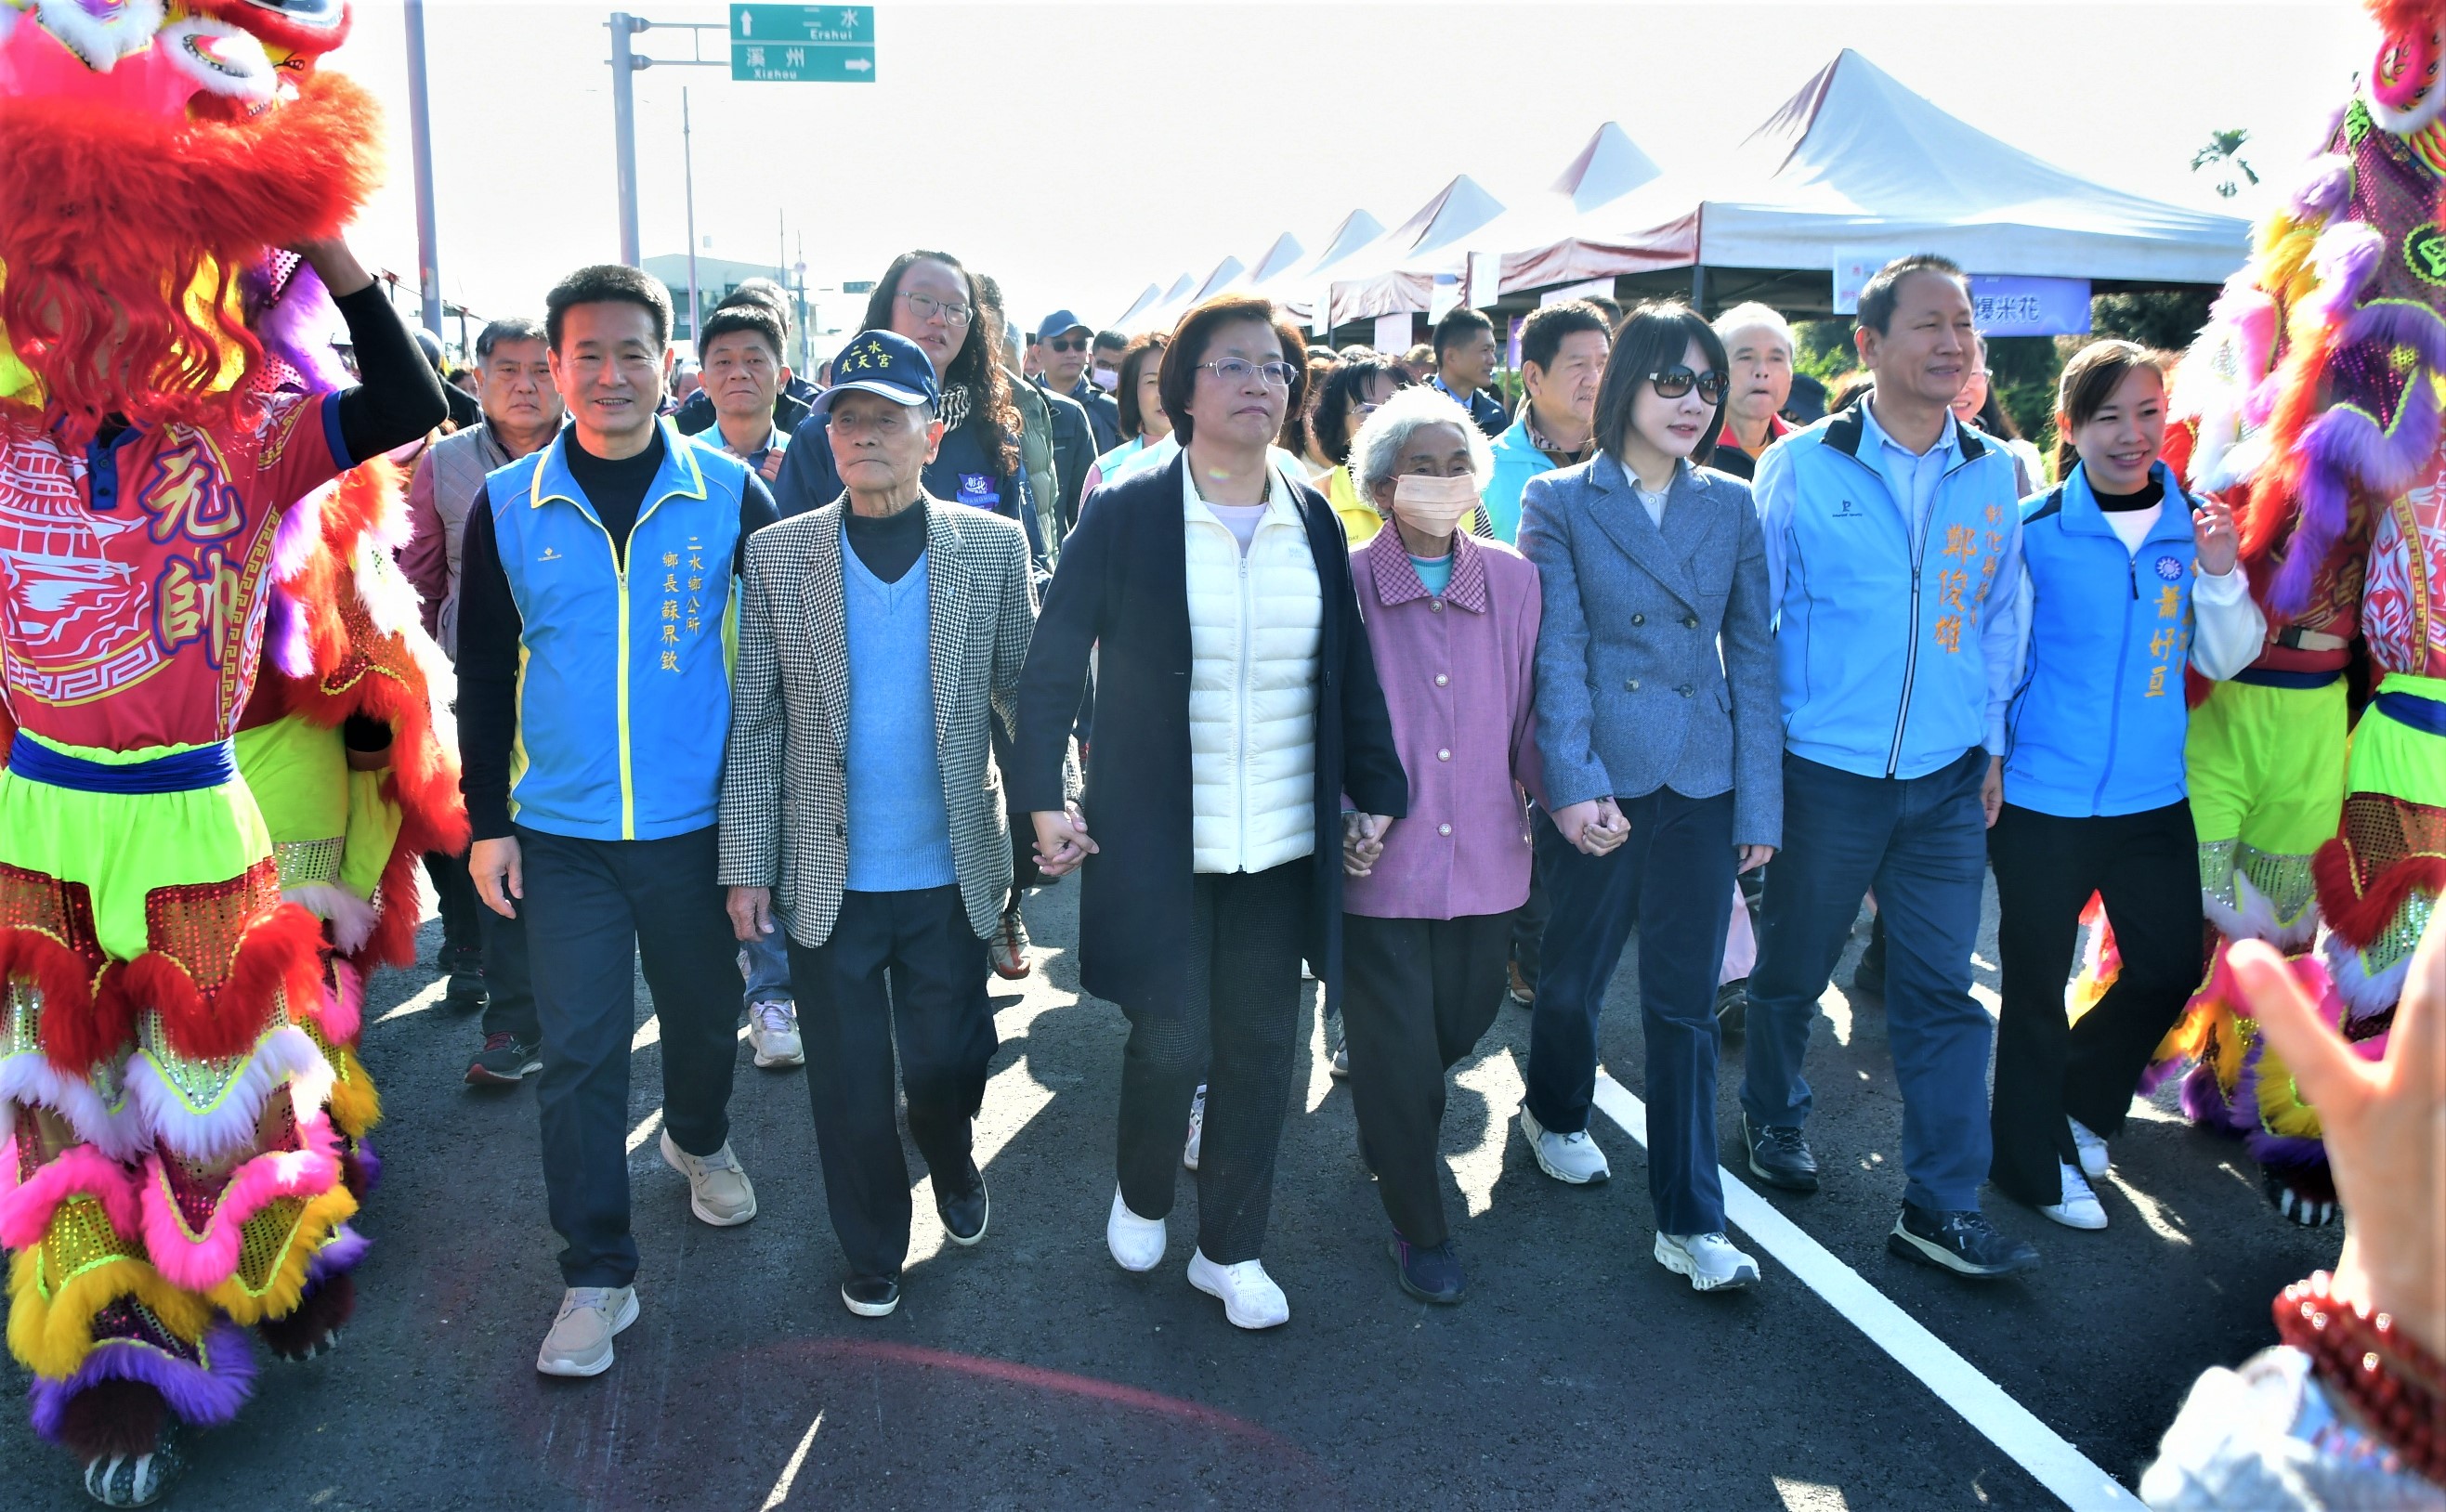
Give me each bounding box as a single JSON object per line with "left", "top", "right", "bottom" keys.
{"left": 717, "top": 499, "right": 1038, "bottom": 949}
{"left": 1518, "top": 453, "right": 1782, "bottom": 848}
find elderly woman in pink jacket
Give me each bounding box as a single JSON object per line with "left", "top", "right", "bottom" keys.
{"left": 1339, "top": 386, "right": 1543, "bottom": 1306}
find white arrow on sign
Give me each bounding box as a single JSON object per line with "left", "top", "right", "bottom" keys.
{"left": 844, "top": 55, "right": 870, "bottom": 70}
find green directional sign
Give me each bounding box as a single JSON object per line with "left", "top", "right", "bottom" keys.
{"left": 730, "top": 4, "right": 874, "bottom": 83}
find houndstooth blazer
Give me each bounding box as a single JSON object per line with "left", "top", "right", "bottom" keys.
{"left": 718, "top": 496, "right": 1038, "bottom": 949}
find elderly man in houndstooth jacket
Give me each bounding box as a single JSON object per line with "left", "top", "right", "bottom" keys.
{"left": 718, "top": 330, "right": 1040, "bottom": 1322}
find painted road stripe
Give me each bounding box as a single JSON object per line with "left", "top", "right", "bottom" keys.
{"left": 1589, "top": 1072, "right": 2139, "bottom": 1512}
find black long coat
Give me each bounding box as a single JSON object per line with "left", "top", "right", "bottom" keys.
{"left": 1010, "top": 452, "right": 1408, "bottom": 1010}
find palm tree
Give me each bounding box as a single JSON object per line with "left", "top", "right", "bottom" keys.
{"left": 2191, "top": 130, "right": 2261, "bottom": 200}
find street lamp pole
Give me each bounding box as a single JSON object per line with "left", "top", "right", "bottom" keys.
{"left": 683, "top": 86, "right": 700, "bottom": 350}
{"left": 403, "top": 0, "right": 444, "bottom": 335}
{"left": 609, "top": 12, "right": 645, "bottom": 267}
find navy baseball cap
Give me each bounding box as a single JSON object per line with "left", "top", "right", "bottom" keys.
{"left": 815, "top": 330, "right": 942, "bottom": 412}
{"left": 1034, "top": 309, "right": 1091, "bottom": 344}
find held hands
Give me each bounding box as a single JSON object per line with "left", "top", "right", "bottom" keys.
{"left": 468, "top": 836, "right": 523, "bottom": 919}
{"left": 1981, "top": 756, "right": 2005, "bottom": 829}
{"left": 1030, "top": 803, "right": 1098, "bottom": 878}
{"left": 2191, "top": 495, "right": 2241, "bottom": 578}
{"left": 1737, "top": 844, "right": 1776, "bottom": 875}
{"left": 1553, "top": 797, "right": 1629, "bottom": 857}
{"left": 2230, "top": 916, "right": 2444, "bottom": 1361}
{"left": 1342, "top": 812, "right": 1392, "bottom": 877}
{"left": 726, "top": 886, "right": 774, "bottom": 944}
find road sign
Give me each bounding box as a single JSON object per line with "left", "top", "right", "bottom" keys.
{"left": 730, "top": 4, "right": 873, "bottom": 81}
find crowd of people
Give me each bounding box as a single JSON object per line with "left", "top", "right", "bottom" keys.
{"left": 388, "top": 247, "right": 2286, "bottom": 1340}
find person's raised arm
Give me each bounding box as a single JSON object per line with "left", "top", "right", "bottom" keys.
{"left": 300, "top": 237, "right": 448, "bottom": 462}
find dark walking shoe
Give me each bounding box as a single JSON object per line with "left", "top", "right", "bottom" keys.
{"left": 465, "top": 1033, "right": 542, "bottom": 1087}
{"left": 444, "top": 946, "right": 488, "bottom": 1014}
{"left": 841, "top": 1274, "right": 901, "bottom": 1317}
{"left": 1743, "top": 1115, "right": 1820, "bottom": 1193}
{"left": 936, "top": 1163, "right": 988, "bottom": 1247}
{"left": 1714, "top": 978, "right": 1748, "bottom": 1037}
{"left": 1390, "top": 1233, "right": 1465, "bottom": 1304}
{"left": 1887, "top": 1202, "right": 2041, "bottom": 1280}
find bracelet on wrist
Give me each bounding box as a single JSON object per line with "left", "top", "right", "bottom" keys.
{"left": 2272, "top": 1271, "right": 2445, "bottom": 1488}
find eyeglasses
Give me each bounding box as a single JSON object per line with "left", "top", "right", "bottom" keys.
{"left": 898, "top": 291, "right": 974, "bottom": 327}
{"left": 1043, "top": 335, "right": 1088, "bottom": 353}
{"left": 1197, "top": 358, "right": 1299, "bottom": 388}
{"left": 1648, "top": 366, "right": 1728, "bottom": 404}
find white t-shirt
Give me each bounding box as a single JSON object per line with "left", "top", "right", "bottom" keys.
{"left": 2103, "top": 503, "right": 2162, "bottom": 554}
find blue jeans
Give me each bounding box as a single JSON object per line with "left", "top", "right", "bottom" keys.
{"left": 1524, "top": 789, "right": 1736, "bottom": 1236}
{"left": 741, "top": 928, "right": 793, "bottom": 1008}
{"left": 1741, "top": 749, "right": 1993, "bottom": 1212}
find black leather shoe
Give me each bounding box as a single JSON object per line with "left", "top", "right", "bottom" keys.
{"left": 1887, "top": 1202, "right": 2040, "bottom": 1280}
{"left": 936, "top": 1163, "right": 988, "bottom": 1247}
{"left": 1714, "top": 978, "right": 1748, "bottom": 1037}
{"left": 1743, "top": 1114, "right": 1820, "bottom": 1193}
{"left": 841, "top": 1274, "right": 900, "bottom": 1317}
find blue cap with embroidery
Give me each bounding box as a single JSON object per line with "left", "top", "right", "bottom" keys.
{"left": 815, "top": 329, "right": 941, "bottom": 412}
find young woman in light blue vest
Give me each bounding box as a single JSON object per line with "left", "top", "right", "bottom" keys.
{"left": 1988, "top": 341, "right": 2265, "bottom": 1231}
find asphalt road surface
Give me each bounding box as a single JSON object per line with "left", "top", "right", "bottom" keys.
{"left": 3, "top": 877, "right": 2342, "bottom": 1510}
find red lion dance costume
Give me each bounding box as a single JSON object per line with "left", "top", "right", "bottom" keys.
{"left": 0, "top": 2, "right": 459, "bottom": 1503}
{"left": 2151, "top": 0, "right": 2446, "bottom": 1224}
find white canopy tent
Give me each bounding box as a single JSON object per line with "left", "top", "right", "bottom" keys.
{"left": 1316, "top": 174, "right": 1508, "bottom": 326}
{"left": 1332, "top": 124, "right": 1665, "bottom": 322}
{"left": 1499, "top": 49, "right": 2250, "bottom": 300}
{"left": 1127, "top": 255, "right": 1251, "bottom": 336}
{"left": 1249, "top": 208, "right": 1387, "bottom": 322}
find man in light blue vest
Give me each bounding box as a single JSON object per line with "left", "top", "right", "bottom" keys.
{"left": 719, "top": 330, "right": 1040, "bottom": 1321}
{"left": 456, "top": 265, "right": 781, "bottom": 1377}
{"left": 1742, "top": 254, "right": 2041, "bottom": 1281}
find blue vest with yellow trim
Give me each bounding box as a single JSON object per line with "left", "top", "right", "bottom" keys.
{"left": 484, "top": 421, "right": 748, "bottom": 841}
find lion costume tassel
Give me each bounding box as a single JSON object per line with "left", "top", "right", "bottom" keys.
{"left": 2144, "top": 0, "right": 2446, "bottom": 1225}
{"left": 0, "top": 5, "right": 455, "bottom": 1504}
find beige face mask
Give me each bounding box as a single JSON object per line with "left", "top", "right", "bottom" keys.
{"left": 1389, "top": 473, "right": 1480, "bottom": 537}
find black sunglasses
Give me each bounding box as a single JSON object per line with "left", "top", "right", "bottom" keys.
{"left": 1649, "top": 366, "right": 1728, "bottom": 404}
{"left": 1043, "top": 336, "right": 1089, "bottom": 353}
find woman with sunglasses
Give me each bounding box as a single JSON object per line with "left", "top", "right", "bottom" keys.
{"left": 1011, "top": 293, "right": 1406, "bottom": 1330}
{"left": 1515, "top": 301, "right": 1782, "bottom": 1293}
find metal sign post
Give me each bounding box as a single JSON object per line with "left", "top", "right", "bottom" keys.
{"left": 607, "top": 7, "right": 874, "bottom": 272}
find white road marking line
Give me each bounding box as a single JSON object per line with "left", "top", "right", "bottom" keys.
{"left": 1589, "top": 1072, "right": 2139, "bottom": 1511}
{"left": 1304, "top": 993, "right": 1334, "bottom": 1114}
{"left": 633, "top": 1015, "right": 660, "bottom": 1052}
{"left": 758, "top": 1410, "right": 824, "bottom": 1509}
{"left": 1773, "top": 1478, "right": 1852, "bottom": 1511}
{"left": 1449, "top": 1047, "right": 1522, "bottom": 1218}
{"left": 372, "top": 979, "right": 448, "bottom": 1026}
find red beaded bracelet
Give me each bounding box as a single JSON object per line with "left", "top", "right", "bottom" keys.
{"left": 2272, "top": 1271, "right": 2446, "bottom": 1489}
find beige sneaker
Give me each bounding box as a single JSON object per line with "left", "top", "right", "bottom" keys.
{"left": 661, "top": 1130, "right": 757, "bottom": 1226}
{"left": 536, "top": 1285, "right": 637, "bottom": 1377}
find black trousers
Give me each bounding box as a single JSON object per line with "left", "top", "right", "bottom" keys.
{"left": 517, "top": 825, "right": 740, "bottom": 1288}
{"left": 1525, "top": 789, "right": 1736, "bottom": 1237}
{"left": 1987, "top": 800, "right": 2201, "bottom": 1207}
{"left": 1510, "top": 804, "right": 1552, "bottom": 987}
{"left": 786, "top": 885, "right": 997, "bottom": 1281}
{"left": 1341, "top": 910, "right": 1511, "bottom": 1247}
{"left": 1116, "top": 861, "right": 1310, "bottom": 1264}
{"left": 477, "top": 892, "right": 539, "bottom": 1044}
{"left": 425, "top": 849, "right": 483, "bottom": 958}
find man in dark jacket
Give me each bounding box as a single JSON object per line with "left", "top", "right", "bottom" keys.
{"left": 1031, "top": 309, "right": 1122, "bottom": 453}
{"left": 674, "top": 280, "right": 816, "bottom": 437}
{"left": 1428, "top": 306, "right": 1510, "bottom": 438}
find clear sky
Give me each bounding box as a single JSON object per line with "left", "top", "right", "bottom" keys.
{"left": 338, "top": 0, "right": 2371, "bottom": 351}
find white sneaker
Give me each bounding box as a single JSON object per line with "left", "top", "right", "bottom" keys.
{"left": 1186, "top": 1249, "right": 1289, "bottom": 1330}
{"left": 2068, "top": 1118, "right": 2110, "bottom": 1180}
{"left": 1106, "top": 1186, "right": 1167, "bottom": 1272}
{"left": 1519, "top": 1104, "right": 1610, "bottom": 1184}
{"left": 1655, "top": 1232, "right": 1761, "bottom": 1293}
{"left": 2039, "top": 1161, "right": 2108, "bottom": 1230}
{"left": 660, "top": 1130, "right": 757, "bottom": 1226}
{"left": 747, "top": 999, "right": 804, "bottom": 1069}
{"left": 536, "top": 1285, "right": 638, "bottom": 1377}
{"left": 1183, "top": 1084, "right": 1205, "bottom": 1171}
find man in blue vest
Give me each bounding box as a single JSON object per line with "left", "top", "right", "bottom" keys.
{"left": 1743, "top": 254, "right": 2040, "bottom": 1281}
{"left": 456, "top": 264, "right": 782, "bottom": 1377}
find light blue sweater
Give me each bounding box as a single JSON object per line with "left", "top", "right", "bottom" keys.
{"left": 844, "top": 547, "right": 957, "bottom": 892}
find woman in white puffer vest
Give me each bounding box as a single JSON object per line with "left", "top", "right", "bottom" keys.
{"left": 1012, "top": 294, "right": 1408, "bottom": 1332}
